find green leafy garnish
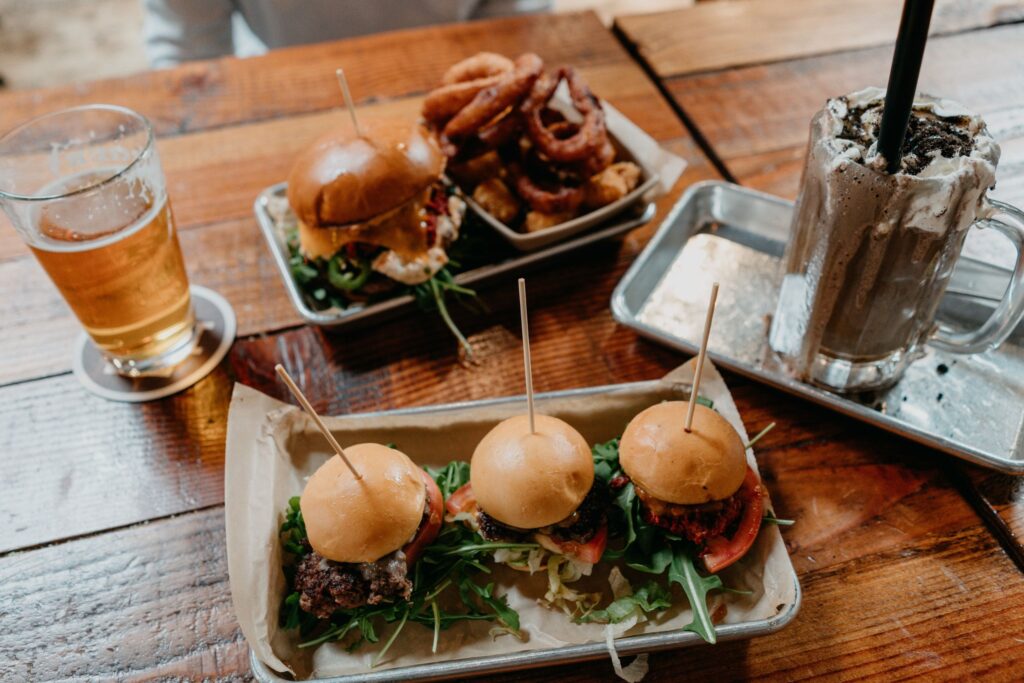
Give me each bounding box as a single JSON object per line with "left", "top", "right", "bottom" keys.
{"left": 279, "top": 461, "right": 525, "bottom": 660}
{"left": 668, "top": 549, "right": 723, "bottom": 642}
{"left": 577, "top": 581, "right": 672, "bottom": 624}
{"left": 591, "top": 438, "right": 724, "bottom": 644}
{"left": 282, "top": 200, "right": 508, "bottom": 353}
{"left": 592, "top": 437, "right": 620, "bottom": 484}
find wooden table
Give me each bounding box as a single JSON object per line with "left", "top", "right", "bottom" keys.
{"left": 1, "top": 7, "right": 1022, "bottom": 681}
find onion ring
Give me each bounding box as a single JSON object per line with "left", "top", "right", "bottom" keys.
{"left": 422, "top": 73, "right": 505, "bottom": 124}
{"left": 523, "top": 67, "right": 607, "bottom": 163}
{"left": 441, "top": 52, "right": 514, "bottom": 85}
{"left": 511, "top": 162, "right": 584, "bottom": 214}
{"left": 477, "top": 109, "right": 524, "bottom": 149}
{"left": 581, "top": 137, "right": 616, "bottom": 176}
{"left": 439, "top": 110, "right": 523, "bottom": 161}
{"left": 443, "top": 53, "right": 544, "bottom": 140}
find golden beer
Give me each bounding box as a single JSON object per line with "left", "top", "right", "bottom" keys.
{"left": 29, "top": 172, "right": 195, "bottom": 366}
{"left": 1, "top": 105, "right": 200, "bottom": 378}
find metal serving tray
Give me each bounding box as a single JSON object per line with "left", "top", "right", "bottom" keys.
{"left": 612, "top": 181, "right": 1024, "bottom": 474}
{"left": 254, "top": 183, "right": 655, "bottom": 329}
{"left": 248, "top": 380, "right": 802, "bottom": 682}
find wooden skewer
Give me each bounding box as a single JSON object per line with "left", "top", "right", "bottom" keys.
{"left": 685, "top": 282, "right": 720, "bottom": 433}
{"left": 275, "top": 364, "right": 362, "bottom": 479}
{"left": 518, "top": 278, "right": 536, "bottom": 434}
{"left": 335, "top": 68, "right": 364, "bottom": 138}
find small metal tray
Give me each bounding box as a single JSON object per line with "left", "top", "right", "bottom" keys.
{"left": 254, "top": 183, "right": 655, "bottom": 329}
{"left": 247, "top": 379, "right": 801, "bottom": 682}
{"left": 612, "top": 181, "right": 1024, "bottom": 474}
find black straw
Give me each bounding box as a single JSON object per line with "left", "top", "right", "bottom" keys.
{"left": 877, "top": 0, "right": 935, "bottom": 173}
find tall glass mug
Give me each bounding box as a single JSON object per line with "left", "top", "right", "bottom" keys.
{"left": 0, "top": 105, "right": 197, "bottom": 376}
{"left": 769, "top": 89, "right": 1024, "bottom": 392}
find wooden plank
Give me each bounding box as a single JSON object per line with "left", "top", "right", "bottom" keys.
{"left": 0, "top": 12, "right": 617, "bottom": 137}
{"left": 615, "top": 0, "right": 1024, "bottom": 78}
{"left": 3, "top": 441, "right": 1023, "bottom": 680}
{"left": 664, "top": 23, "right": 1024, "bottom": 201}
{"left": 963, "top": 468, "right": 1024, "bottom": 566}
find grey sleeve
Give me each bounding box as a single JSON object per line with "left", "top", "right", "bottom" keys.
{"left": 140, "top": 0, "right": 236, "bottom": 67}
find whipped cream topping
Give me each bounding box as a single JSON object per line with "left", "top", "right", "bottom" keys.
{"left": 821, "top": 86, "right": 998, "bottom": 180}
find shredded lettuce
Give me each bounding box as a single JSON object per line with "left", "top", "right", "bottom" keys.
{"left": 539, "top": 555, "right": 602, "bottom": 616}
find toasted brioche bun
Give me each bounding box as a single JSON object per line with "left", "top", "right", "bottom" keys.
{"left": 471, "top": 414, "right": 593, "bottom": 529}
{"left": 619, "top": 402, "right": 746, "bottom": 505}
{"left": 287, "top": 120, "right": 444, "bottom": 230}
{"left": 300, "top": 443, "right": 426, "bottom": 563}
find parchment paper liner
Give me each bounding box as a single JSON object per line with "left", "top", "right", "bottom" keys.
{"left": 226, "top": 361, "right": 797, "bottom": 678}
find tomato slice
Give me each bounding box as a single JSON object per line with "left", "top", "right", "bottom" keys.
{"left": 702, "top": 467, "right": 764, "bottom": 573}
{"left": 445, "top": 482, "right": 477, "bottom": 517}
{"left": 402, "top": 469, "right": 444, "bottom": 565}
{"left": 556, "top": 523, "right": 609, "bottom": 564}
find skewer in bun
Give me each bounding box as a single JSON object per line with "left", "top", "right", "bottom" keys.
{"left": 470, "top": 414, "right": 593, "bottom": 529}
{"left": 301, "top": 443, "right": 431, "bottom": 563}
{"left": 619, "top": 401, "right": 746, "bottom": 505}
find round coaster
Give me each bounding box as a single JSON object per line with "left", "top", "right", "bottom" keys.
{"left": 72, "top": 285, "right": 236, "bottom": 403}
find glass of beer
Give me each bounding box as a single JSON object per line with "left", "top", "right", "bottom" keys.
{"left": 0, "top": 105, "right": 197, "bottom": 376}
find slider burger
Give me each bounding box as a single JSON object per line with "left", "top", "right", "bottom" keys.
{"left": 447, "top": 414, "right": 608, "bottom": 565}
{"left": 293, "top": 444, "right": 443, "bottom": 617}
{"left": 618, "top": 402, "right": 764, "bottom": 573}
{"left": 287, "top": 120, "right": 466, "bottom": 291}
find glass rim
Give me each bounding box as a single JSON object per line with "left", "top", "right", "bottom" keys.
{"left": 0, "top": 104, "right": 155, "bottom": 203}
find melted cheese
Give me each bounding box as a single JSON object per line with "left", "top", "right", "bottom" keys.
{"left": 298, "top": 187, "right": 433, "bottom": 261}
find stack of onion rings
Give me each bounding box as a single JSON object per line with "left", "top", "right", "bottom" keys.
{"left": 422, "top": 53, "right": 514, "bottom": 124}
{"left": 522, "top": 67, "right": 608, "bottom": 163}
{"left": 421, "top": 53, "right": 620, "bottom": 221}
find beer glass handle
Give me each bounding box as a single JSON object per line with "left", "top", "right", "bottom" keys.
{"left": 932, "top": 198, "right": 1024, "bottom": 354}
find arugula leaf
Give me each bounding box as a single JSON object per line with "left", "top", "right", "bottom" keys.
{"left": 695, "top": 396, "right": 714, "bottom": 409}
{"left": 578, "top": 581, "right": 672, "bottom": 624}
{"left": 282, "top": 462, "right": 525, "bottom": 653}
{"left": 279, "top": 496, "right": 308, "bottom": 557}
{"left": 426, "top": 460, "right": 470, "bottom": 499}
{"left": 465, "top": 581, "right": 520, "bottom": 632}
{"left": 592, "top": 437, "right": 621, "bottom": 484}
{"left": 668, "top": 547, "right": 723, "bottom": 644}
{"left": 595, "top": 438, "right": 725, "bottom": 644}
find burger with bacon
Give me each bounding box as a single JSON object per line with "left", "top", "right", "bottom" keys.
{"left": 446, "top": 414, "right": 608, "bottom": 567}
{"left": 617, "top": 402, "right": 764, "bottom": 572}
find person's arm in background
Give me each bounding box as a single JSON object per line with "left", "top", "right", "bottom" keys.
{"left": 140, "top": 0, "right": 236, "bottom": 67}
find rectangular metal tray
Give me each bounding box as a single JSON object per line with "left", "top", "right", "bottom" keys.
{"left": 247, "top": 380, "right": 802, "bottom": 682}
{"left": 612, "top": 181, "right": 1024, "bottom": 474}
{"left": 254, "top": 183, "right": 655, "bottom": 329}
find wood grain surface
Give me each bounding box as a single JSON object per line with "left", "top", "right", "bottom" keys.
{"left": 2, "top": 9, "right": 1024, "bottom": 683}
{"left": 662, "top": 23, "right": 1024, "bottom": 201}
{"left": 5, "top": 397, "right": 1024, "bottom": 681}
{"left": 615, "top": 0, "right": 1024, "bottom": 77}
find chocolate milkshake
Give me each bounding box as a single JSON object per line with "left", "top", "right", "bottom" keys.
{"left": 769, "top": 87, "right": 1000, "bottom": 391}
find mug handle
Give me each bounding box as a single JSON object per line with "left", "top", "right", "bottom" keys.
{"left": 932, "top": 198, "right": 1024, "bottom": 354}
